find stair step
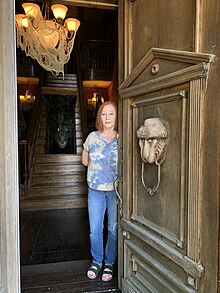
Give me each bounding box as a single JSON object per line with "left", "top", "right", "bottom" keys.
{"left": 24, "top": 90, "right": 87, "bottom": 211}
{"left": 76, "top": 125, "right": 82, "bottom": 131}
{"left": 27, "top": 185, "right": 88, "bottom": 197}
{"left": 75, "top": 112, "right": 81, "bottom": 118}
{"left": 38, "top": 130, "right": 46, "bottom": 136}
{"left": 77, "top": 146, "right": 83, "bottom": 154}
{"left": 35, "top": 146, "right": 45, "bottom": 153}
{"left": 35, "top": 154, "right": 83, "bottom": 164}
{"left": 76, "top": 132, "right": 83, "bottom": 139}
{"left": 76, "top": 139, "right": 83, "bottom": 146}
{"left": 33, "top": 163, "right": 85, "bottom": 174}
{"left": 35, "top": 138, "right": 45, "bottom": 145}
{"left": 75, "top": 118, "right": 81, "bottom": 125}
{"left": 20, "top": 194, "right": 87, "bottom": 210}
{"left": 31, "top": 174, "right": 86, "bottom": 186}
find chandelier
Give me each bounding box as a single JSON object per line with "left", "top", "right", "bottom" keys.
{"left": 16, "top": 3, "right": 80, "bottom": 76}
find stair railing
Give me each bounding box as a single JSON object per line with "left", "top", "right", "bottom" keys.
{"left": 21, "top": 70, "right": 47, "bottom": 196}
{"left": 75, "top": 47, "right": 89, "bottom": 141}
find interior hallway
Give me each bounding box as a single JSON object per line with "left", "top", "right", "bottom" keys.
{"left": 19, "top": 208, "right": 120, "bottom": 292}
{"left": 20, "top": 208, "right": 90, "bottom": 266}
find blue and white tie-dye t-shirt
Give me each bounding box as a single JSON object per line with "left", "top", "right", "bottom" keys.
{"left": 83, "top": 131, "right": 118, "bottom": 191}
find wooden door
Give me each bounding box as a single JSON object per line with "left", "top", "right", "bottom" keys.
{"left": 117, "top": 1, "right": 219, "bottom": 292}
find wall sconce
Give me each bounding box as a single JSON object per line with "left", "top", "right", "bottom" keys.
{"left": 19, "top": 86, "right": 36, "bottom": 111}
{"left": 88, "top": 92, "right": 104, "bottom": 110}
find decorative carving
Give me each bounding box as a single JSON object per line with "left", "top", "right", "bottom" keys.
{"left": 122, "top": 230, "right": 130, "bottom": 239}
{"left": 137, "top": 118, "right": 169, "bottom": 195}
{"left": 187, "top": 275, "right": 196, "bottom": 287}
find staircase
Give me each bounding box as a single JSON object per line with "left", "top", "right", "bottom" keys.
{"left": 20, "top": 76, "right": 88, "bottom": 211}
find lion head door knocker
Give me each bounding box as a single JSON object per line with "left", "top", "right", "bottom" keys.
{"left": 137, "top": 118, "right": 169, "bottom": 195}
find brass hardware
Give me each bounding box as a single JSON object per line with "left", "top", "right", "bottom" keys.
{"left": 196, "top": 261, "right": 205, "bottom": 276}
{"left": 141, "top": 161, "right": 161, "bottom": 195}
{"left": 122, "top": 230, "right": 130, "bottom": 239}
{"left": 187, "top": 275, "right": 196, "bottom": 287}
{"left": 113, "top": 176, "right": 123, "bottom": 217}
{"left": 151, "top": 64, "right": 160, "bottom": 75}
{"left": 137, "top": 118, "right": 169, "bottom": 195}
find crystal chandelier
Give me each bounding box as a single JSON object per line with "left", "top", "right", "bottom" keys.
{"left": 16, "top": 3, "right": 80, "bottom": 76}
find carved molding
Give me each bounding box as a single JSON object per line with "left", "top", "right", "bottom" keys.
{"left": 132, "top": 91, "right": 187, "bottom": 249}
{"left": 122, "top": 219, "right": 204, "bottom": 279}
{"left": 187, "top": 78, "right": 206, "bottom": 261}
{"left": 131, "top": 213, "right": 185, "bottom": 249}
{"left": 119, "top": 48, "right": 215, "bottom": 99}
{"left": 129, "top": 249, "right": 197, "bottom": 292}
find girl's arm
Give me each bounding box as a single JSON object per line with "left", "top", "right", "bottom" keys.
{"left": 82, "top": 149, "right": 89, "bottom": 166}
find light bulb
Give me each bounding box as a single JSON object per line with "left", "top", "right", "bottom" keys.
{"left": 51, "top": 4, "right": 68, "bottom": 20}
{"left": 65, "top": 18, "right": 80, "bottom": 32}
{"left": 22, "top": 3, "right": 41, "bottom": 19}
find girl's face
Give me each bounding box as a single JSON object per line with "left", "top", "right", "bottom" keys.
{"left": 101, "top": 104, "right": 116, "bottom": 130}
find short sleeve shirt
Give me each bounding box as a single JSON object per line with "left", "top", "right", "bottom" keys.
{"left": 83, "top": 131, "right": 118, "bottom": 191}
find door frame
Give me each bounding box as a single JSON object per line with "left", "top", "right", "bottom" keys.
{"left": 0, "top": 1, "right": 21, "bottom": 292}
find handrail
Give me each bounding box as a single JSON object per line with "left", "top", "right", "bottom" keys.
{"left": 82, "top": 40, "right": 113, "bottom": 71}
{"left": 75, "top": 47, "right": 89, "bottom": 141}
{"left": 18, "top": 140, "right": 28, "bottom": 198}
{"left": 25, "top": 70, "right": 47, "bottom": 188}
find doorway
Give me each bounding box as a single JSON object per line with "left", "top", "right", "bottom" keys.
{"left": 15, "top": 1, "right": 119, "bottom": 291}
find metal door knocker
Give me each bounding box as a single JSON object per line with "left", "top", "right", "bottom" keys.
{"left": 137, "top": 118, "right": 169, "bottom": 195}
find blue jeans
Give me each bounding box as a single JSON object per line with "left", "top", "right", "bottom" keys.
{"left": 88, "top": 188, "right": 118, "bottom": 266}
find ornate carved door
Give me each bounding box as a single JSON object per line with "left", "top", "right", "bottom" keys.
{"left": 117, "top": 48, "right": 216, "bottom": 292}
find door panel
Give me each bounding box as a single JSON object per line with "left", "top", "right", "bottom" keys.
{"left": 132, "top": 92, "right": 186, "bottom": 238}
{"left": 118, "top": 48, "right": 215, "bottom": 292}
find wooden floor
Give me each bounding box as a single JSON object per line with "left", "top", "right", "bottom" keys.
{"left": 20, "top": 208, "right": 121, "bottom": 292}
